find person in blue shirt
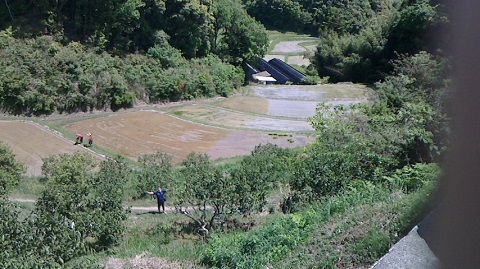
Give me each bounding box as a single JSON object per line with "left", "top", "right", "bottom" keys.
{"left": 145, "top": 187, "right": 168, "bottom": 213}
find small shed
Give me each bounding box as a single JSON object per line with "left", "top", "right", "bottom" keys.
{"left": 252, "top": 71, "right": 277, "bottom": 84}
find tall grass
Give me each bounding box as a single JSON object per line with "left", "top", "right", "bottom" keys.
{"left": 201, "top": 180, "right": 393, "bottom": 268}
{"left": 110, "top": 213, "right": 202, "bottom": 262}
{"left": 272, "top": 181, "right": 437, "bottom": 268}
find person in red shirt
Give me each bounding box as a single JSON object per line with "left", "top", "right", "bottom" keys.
{"left": 75, "top": 133, "right": 83, "bottom": 145}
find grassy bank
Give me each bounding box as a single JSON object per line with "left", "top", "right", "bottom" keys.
{"left": 90, "top": 180, "right": 435, "bottom": 268}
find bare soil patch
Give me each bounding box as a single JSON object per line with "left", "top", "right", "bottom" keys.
{"left": 62, "top": 110, "right": 314, "bottom": 163}
{"left": 266, "top": 99, "right": 318, "bottom": 119}
{"left": 0, "top": 121, "right": 101, "bottom": 176}
{"left": 209, "top": 130, "right": 315, "bottom": 160}
{"left": 62, "top": 110, "right": 231, "bottom": 163}
{"left": 216, "top": 96, "right": 317, "bottom": 119}
{"left": 1, "top": 84, "right": 368, "bottom": 175}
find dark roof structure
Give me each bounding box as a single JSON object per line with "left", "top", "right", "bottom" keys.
{"left": 258, "top": 58, "right": 306, "bottom": 84}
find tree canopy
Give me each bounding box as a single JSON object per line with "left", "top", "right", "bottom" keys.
{"left": 0, "top": 0, "right": 268, "bottom": 63}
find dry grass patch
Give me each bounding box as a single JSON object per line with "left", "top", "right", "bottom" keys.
{"left": 105, "top": 253, "right": 193, "bottom": 269}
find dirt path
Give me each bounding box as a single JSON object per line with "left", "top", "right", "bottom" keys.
{"left": 266, "top": 39, "right": 318, "bottom": 66}
{"left": 271, "top": 40, "right": 308, "bottom": 53}
{"left": 9, "top": 197, "right": 174, "bottom": 212}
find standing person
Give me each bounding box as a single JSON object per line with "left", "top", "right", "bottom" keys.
{"left": 87, "top": 133, "right": 93, "bottom": 147}
{"left": 75, "top": 133, "right": 84, "bottom": 145}
{"left": 145, "top": 187, "right": 168, "bottom": 214}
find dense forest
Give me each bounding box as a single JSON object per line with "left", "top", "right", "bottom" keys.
{"left": 0, "top": 0, "right": 450, "bottom": 268}
{"left": 0, "top": 0, "right": 267, "bottom": 114}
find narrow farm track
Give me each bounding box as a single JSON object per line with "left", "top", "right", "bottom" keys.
{"left": 9, "top": 198, "right": 173, "bottom": 213}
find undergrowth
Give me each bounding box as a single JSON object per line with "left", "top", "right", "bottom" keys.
{"left": 200, "top": 179, "right": 436, "bottom": 269}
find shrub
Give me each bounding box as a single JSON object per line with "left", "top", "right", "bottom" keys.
{"left": 33, "top": 153, "right": 129, "bottom": 264}
{"left": 0, "top": 142, "right": 25, "bottom": 195}
{"left": 135, "top": 151, "right": 175, "bottom": 197}
{"left": 146, "top": 223, "right": 176, "bottom": 244}
{"left": 201, "top": 214, "right": 311, "bottom": 269}
{"left": 383, "top": 163, "right": 441, "bottom": 193}
{"left": 353, "top": 227, "right": 391, "bottom": 264}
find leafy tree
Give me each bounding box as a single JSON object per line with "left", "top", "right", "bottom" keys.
{"left": 313, "top": 20, "right": 392, "bottom": 83}
{"left": 175, "top": 151, "right": 274, "bottom": 238}
{"left": 136, "top": 151, "right": 175, "bottom": 195}
{"left": 384, "top": 0, "right": 445, "bottom": 57}
{"left": 34, "top": 153, "right": 128, "bottom": 263}
{"left": 87, "top": 156, "right": 130, "bottom": 249}
{"left": 375, "top": 52, "right": 450, "bottom": 161}
{"left": 243, "top": 0, "right": 398, "bottom": 35}
{"left": 164, "top": 0, "right": 214, "bottom": 58}
{"left": 312, "top": 0, "right": 447, "bottom": 84}
{"left": 0, "top": 141, "right": 26, "bottom": 195}
{"left": 243, "top": 0, "right": 312, "bottom": 33}
{"left": 0, "top": 197, "right": 59, "bottom": 268}
{"left": 213, "top": 0, "right": 268, "bottom": 65}
{"left": 147, "top": 35, "right": 184, "bottom": 69}
{"left": 285, "top": 98, "right": 441, "bottom": 208}
{"left": 175, "top": 152, "right": 221, "bottom": 237}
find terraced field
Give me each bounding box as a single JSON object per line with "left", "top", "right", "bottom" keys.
{"left": 0, "top": 83, "right": 371, "bottom": 176}
{"left": 0, "top": 30, "right": 371, "bottom": 176}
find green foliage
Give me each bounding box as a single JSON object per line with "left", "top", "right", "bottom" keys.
{"left": 34, "top": 153, "right": 129, "bottom": 263}
{"left": 1, "top": 153, "right": 129, "bottom": 267}
{"left": 244, "top": 0, "right": 397, "bottom": 35}
{"left": 202, "top": 213, "right": 311, "bottom": 268}
{"left": 286, "top": 97, "right": 441, "bottom": 208}
{"left": 136, "top": 151, "right": 175, "bottom": 196}
{"left": 385, "top": 0, "right": 442, "bottom": 56}
{"left": 230, "top": 144, "right": 293, "bottom": 213}
{"left": 203, "top": 181, "right": 392, "bottom": 268}
{"left": 214, "top": 0, "right": 269, "bottom": 65}
{"left": 175, "top": 147, "right": 283, "bottom": 237}
{"left": 374, "top": 52, "right": 450, "bottom": 161}
{"left": 147, "top": 43, "right": 184, "bottom": 69}
{"left": 0, "top": 141, "right": 25, "bottom": 195}
{"left": 243, "top": 0, "right": 312, "bottom": 33}
{"left": 377, "top": 52, "right": 446, "bottom": 105}
{"left": 0, "top": 34, "right": 243, "bottom": 115}
{"left": 383, "top": 163, "right": 440, "bottom": 193}
{"left": 313, "top": 21, "right": 392, "bottom": 83}
{"left": 164, "top": 0, "right": 214, "bottom": 58}
{"left": 145, "top": 222, "right": 176, "bottom": 244}
{"left": 2, "top": 0, "right": 269, "bottom": 63}
{"left": 391, "top": 181, "right": 436, "bottom": 237}
{"left": 313, "top": 0, "right": 447, "bottom": 84}
{"left": 175, "top": 152, "right": 220, "bottom": 236}
{"left": 299, "top": 75, "right": 319, "bottom": 85}
{"left": 353, "top": 227, "right": 391, "bottom": 264}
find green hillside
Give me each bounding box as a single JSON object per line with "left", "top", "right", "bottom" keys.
{"left": 0, "top": 0, "right": 451, "bottom": 268}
